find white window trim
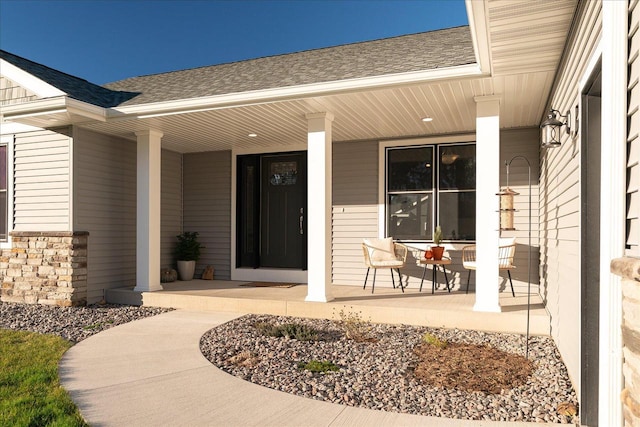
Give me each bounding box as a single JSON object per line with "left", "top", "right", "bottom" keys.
{"left": 0, "top": 135, "right": 13, "bottom": 249}
{"left": 378, "top": 134, "right": 476, "bottom": 252}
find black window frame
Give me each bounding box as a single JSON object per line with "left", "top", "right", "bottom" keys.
{"left": 385, "top": 142, "right": 476, "bottom": 243}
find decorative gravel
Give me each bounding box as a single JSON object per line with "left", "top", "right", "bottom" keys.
{"left": 0, "top": 301, "right": 172, "bottom": 343}
{"left": 201, "top": 314, "right": 579, "bottom": 424}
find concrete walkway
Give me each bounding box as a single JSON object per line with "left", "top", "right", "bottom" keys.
{"left": 59, "top": 310, "right": 564, "bottom": 427}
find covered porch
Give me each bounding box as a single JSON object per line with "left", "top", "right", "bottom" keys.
{"left": 105, "top": 280, "right": 550, "bottom": 336}
{"left": 0, "top": 2, "right": 575, "bottom": 313}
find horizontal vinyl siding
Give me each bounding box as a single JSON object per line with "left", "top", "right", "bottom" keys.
{"left": 161, "top": 150, "right": 182, "bottom": 268}
{"left": 628, "top": 0, "right": 640, "bottom": 256}
{"left": 13, "top": 129, "right": 71, "bottom": 231}
{"left": 499, "top": 128, "right": 541, "bottom": 295}
{"left": 331, "top": 140, "right": 381, "bottom": 286}
{"left": 540, "top": 0, "right": 602, "bottom": 389}
{"left": 73, "top": 128, "right": 136, "bottom": 303}
{"left": 183, "top": 151, "right": 231, "bottom": 279}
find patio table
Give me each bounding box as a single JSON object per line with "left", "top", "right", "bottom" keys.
{"left": 419, "top": 258, "right": 452, "bottom": 294}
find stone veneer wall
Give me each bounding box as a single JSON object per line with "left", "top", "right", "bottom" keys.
{"left": 0, "top": 231, "right": 88, "bottom": 306}
{"left": 612, "top": 257, "right": 640, "bottom": 426}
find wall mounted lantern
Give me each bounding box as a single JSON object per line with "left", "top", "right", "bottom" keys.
{"left": 540, "top": 109, "right": 571, "bottom": 148}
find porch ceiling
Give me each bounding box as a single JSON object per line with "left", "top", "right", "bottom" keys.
{"left": 78, "top": 70, "right": 555, "bottom": 153}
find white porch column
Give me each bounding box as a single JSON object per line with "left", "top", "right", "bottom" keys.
{"left": 305, "top": 112, "right": 334, "bottom": 302}
{"left": 599, "top": 1, "right": 626, "bottom": 425}
{"left": 473, "top": 96, "right": 501, "bottom": 312}
{"left": 134, "top": 130, "right": 163, "bottom": 292}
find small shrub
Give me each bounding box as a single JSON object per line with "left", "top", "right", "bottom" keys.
{"left": 254, "top": 322, "right": 319, "bottom": 341}
{"left": 175, "top": 231, "right": 202, "bottom": 261}
{"left": 334, "top": 307, "right": 376, "bottom": 342}
{"left": 422, "top": 332, "right": 447, "bottom": 349}
{"left": 254, "top": 321, "right": 280, "bottom": 336}
{"left": 298, "top": 360, "right": 340, "bottom": 373}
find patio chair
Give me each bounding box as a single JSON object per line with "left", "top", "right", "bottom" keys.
{"left": 362, "top": 238, "right": 408, "bottom": 294}
{"left": 462, "top": 237, "right": 516, "bottom": 297}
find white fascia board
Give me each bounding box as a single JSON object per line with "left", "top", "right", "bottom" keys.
{"left": 0, "top": 58, "right": 66, "bottom": 98}
{"left": 65, "top": 98, "right": 108, "bottom": 122}
{"left": 113, "top": 64, "right": 483, "bottom": 119}
{"left": 1, "top": 96, "right": 68, "bottom": 119}
{"left": 465, "top": 0, "right": 492, "bottom": 75}
{"left": 2, "top": 96, "right": 107, "bottom": 123}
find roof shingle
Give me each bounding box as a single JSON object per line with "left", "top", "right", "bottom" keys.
{"left": 2, "top": 25, "right": 474, "bottom": 109}
{"left": 104, "top": 26, "right": 474, "bottom": 107}
{"left": 0, "top": 50, "right": 138, "bottom": 108}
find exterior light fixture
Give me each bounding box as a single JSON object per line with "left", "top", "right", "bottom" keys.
{"left": 421, "top": 117, "right": 433, "bottom": 122}
{"left": 248, "top": 133, "right": 258, "bottom": 138}
{"left": 540, "top": 109, "right": 570, "bottom": 148}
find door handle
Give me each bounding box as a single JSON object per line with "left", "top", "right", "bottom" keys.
{"left": 299, "top": 208, "right": 304, "bottom": 235}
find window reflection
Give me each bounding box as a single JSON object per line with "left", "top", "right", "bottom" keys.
{"left": 388, "top": 147, "right": 433, "bottom": 191}
{"left": 388, "top": 194, "right": 432, "bottom": 240}
{"left": 439, "top": 145, "right": 475, "bottom": 190}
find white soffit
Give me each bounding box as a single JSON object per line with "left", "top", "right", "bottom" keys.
{"left": 78, "top": 71, "right": 554, "bottom": 154}
{"left": 485, "top": 0, "right": 578, "bottom": 76}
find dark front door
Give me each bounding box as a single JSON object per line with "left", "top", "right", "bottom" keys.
{"left": 260, "top": 153, "right": 306, "bottom": 268}
{"left": 236, "top": 152, "right": 307, "bottom": 269}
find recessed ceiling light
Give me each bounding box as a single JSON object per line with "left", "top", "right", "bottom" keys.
{"left": 421, "top": 117, "right": 433, "bottom": 122}
{"left": 248, "top": 133, "right": 257, "bottom": 137}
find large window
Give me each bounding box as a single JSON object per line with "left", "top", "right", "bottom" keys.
{"left": 386, "top": 143, "right": 476, "bottom": 242}
{"left": 0, "top": 144, "right": 7, "bottom": 241}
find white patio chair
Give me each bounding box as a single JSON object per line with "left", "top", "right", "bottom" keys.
{"left": 462, "top": 237, "right": 516, "bottom": 297}
{"left": 362, "top": 238, "right": 408, "bottom": 294}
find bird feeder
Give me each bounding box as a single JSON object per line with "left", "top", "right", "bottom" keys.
{"left": 497, "top": 187, "right": 519, "bottom": 231}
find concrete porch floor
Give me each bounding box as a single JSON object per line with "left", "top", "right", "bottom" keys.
{"left": 106, "top": 280, "right": 551, "bottom": 336}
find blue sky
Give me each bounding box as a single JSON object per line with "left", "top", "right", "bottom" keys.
{"left": 0, "top": 0, "right": 468, "bottom": 85}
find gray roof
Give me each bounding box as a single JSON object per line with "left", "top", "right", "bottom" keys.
{"left": 104, "top": 26, "right": 474, "bottom": 107}
{"left": 2, "top": 26, "right": 474, "bottom": 109}
{"left": 0, "top": 50, "right": 137, "bottom": 108}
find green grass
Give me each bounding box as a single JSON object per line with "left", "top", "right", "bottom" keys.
{"left": 0, "top": 329, "right": 87, "bottom": 427}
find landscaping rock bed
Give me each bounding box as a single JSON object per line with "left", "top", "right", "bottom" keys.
{"left": 200, "top": 313, "right": 579, "bottom": 424}
{"left": 0, "top": 301, "right": 172, "bottom": 343}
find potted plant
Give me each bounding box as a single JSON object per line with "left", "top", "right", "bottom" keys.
{"left": 431, "top": 225, "right": 445, "bottom": 260}
{"left": 175, "top": 231, "right": 202, "bottom": 281}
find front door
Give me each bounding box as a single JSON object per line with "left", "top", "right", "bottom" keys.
{"left": 237, "top": 152, "right": 307, "bottom": 269}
